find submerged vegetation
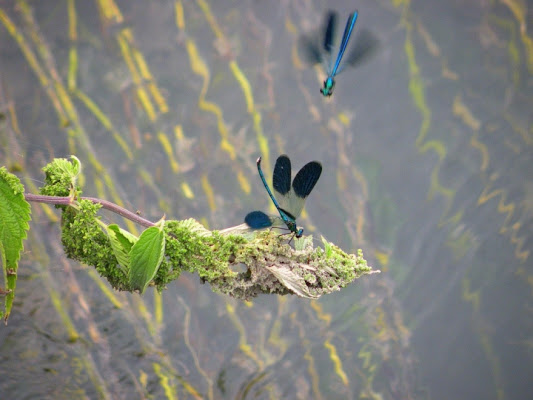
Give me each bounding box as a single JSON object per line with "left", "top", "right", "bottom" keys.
{"left": 1, "top": 0, "right": 526, "bottom": 397}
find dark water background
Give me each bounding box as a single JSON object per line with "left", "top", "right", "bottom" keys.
{"left": 0, "top": 0, "right": 531, "bottom": 399}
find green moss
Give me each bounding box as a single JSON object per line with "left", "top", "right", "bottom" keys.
{"left": 59, "top": 203, "right": 374, "bottom": 298}
{"left": 164, "top": 220, "right": 246, "bottom": 284}
{"left": 60, "top": 208, "right": 374, "bottom": 298}
{"left": 61, "top": 200, "right": 128, "bottom": 290}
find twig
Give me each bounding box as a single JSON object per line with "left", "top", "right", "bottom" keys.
{"left": 24, "top": 193, "right": 156, "bottom": 227}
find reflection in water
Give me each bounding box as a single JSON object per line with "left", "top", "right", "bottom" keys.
{"left": 0, "top": 0, "right": 531, "bottom": 399}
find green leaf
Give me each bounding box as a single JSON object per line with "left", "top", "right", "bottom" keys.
{"left": 0, "top": 167, "right": 31, "bottom": 323}
{"left": 40, "top": 156, "right": 82, "bottom": 197}
{"left": 129, "top": 224, "right": 165, "bottom": 293}
{"left": 322, "top": 235, "right": 333, "bottom": 258}
{"left": 107, "top": 224, "right": 138, "bottom": 269}
{"left": 46, "top": 155, "right": 81, "bottom": 180}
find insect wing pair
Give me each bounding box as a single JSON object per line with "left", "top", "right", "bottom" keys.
{"left": 245, "top": 155, "right": 322, "bottom": 238}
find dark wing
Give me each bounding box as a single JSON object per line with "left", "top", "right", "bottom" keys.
{"left": 323, "top": 10, "right": 338, "bottom": 55}
{"left": 287, "top": 161, "right": 322, "bottom": 219}
{"left": 245, "top": 211, "right": 274, "bottom": 229}
{"left": 273, "top": 154, "right": 292, "bottom": 211}
{"left": 344, "top": 28, "right": 379, "bottom": 68}
{"left": 292, "top": 161, "right": 322, "bottom": 198}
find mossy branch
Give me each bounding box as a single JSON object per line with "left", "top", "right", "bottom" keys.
{"left": 4, "top": 157, "right": 378, "bottom": 304}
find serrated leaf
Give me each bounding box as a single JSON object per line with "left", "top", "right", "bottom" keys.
{"left": 180, "top": 218, "right": 210, "bottom": 236}
{"left": 49, "top": 156, "right": 80, "bottom": 180}
{"left": 129, "top": 224, "right": 165, "bottom": 293}
{"left": 107, "top": 224, "right": 138, "bottom": 269}
{"left": 40, "top": 156, "right": 82, "bottom": 197}
{"left": 0, "top": 167, "right": 31, "bottom": 323}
